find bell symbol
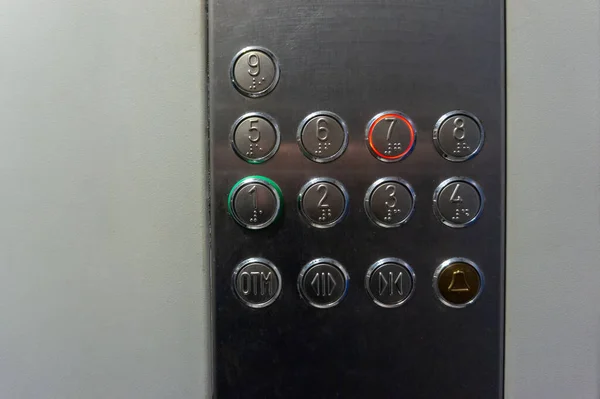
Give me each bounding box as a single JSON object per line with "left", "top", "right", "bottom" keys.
{"left": 448, "top": 270, "right": 470, "bottom": 292}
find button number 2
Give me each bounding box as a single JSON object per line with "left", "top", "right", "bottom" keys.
{"left": 317, "top": 184, "right": 329, "bottom": 208}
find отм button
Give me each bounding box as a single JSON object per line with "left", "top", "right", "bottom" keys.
{"left": 232, "top": 258, "right": 282, "bottom": 308}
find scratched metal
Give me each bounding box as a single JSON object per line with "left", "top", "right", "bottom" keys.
{"left": 209, "top": 0, "right": 505, "bottom": 397}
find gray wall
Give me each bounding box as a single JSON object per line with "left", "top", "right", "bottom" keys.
{"left": 505, "top": 0, "right": 600, "bottom": 397}
{"left": 0, "top": 0, "right": 210, "bottom": 398}
{"left": 0, "top": 0, "right": 599, "bottom": 398}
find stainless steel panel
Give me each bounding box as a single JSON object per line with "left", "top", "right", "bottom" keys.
{"left": 209, "top": 0, "right": 505, "bottom": 397}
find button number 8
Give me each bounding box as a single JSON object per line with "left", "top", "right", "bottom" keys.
{"left": 453, "top": 117, "right": 466, "bottom": 141}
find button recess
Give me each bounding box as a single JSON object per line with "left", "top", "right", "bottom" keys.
{"left": 230, "top": 46, "right": 280, "bottom": 98}
{"left": 297, "top": 111, "right": 349, "bottom": 163}
{"left": 366, "top": 111, "right": 416, "bottom": 162}
{"left": 298, "top": 177, "right": 348, "bottom": 228}
{"left": 228, "top": 176, "right": 283, "bottom": 230}
{"left": 232, "top": 258, "right": 282, "bottom": 308}
{"left": 433, "top": 111, "right": 484, "bottom": 162}
{"left": 433, "top": 177, "right": 484, "bottom": 228}
{"left": 298, "top": 258, "right": 349, "bottom": 309}
{"left": 364, "top": 177, "right": 416, "bottom": 228}
{"left": 433, "top": 258, "right": 484, "bottom": 308}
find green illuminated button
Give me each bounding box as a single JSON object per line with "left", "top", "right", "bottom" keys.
{"left": 228, "top": 176, "right": 283, "bottom": 229}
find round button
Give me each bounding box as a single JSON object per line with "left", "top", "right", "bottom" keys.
{"left": 366, "top": 111, "right": 416, "bottom": 162}
{"left": 298, "top": 258, "right": 349, "bottom": 308}
{"left": 433, "top": 111, "right": 484, "bottom": 162}
{"left": 433, "top": 258, "right": 484, "bottom": 308}
{"left": 232, "top": 258, "right": 282, "bottom": 308}
{"left": 228, "top": 176, "right": 283, "bottom": 229}
{"left": 298, "top": 178, "right": 348, "bottom": 228}
{"left": 297, "top": 111, "right": 348, "bottom": 163}
{"left": 230, "top": 47, "right": 280, "bottom": 98}
{"left": 230, "top": 112, "right": 280, "bottom": 163}
{"left": 433, "top": 177, "right": 484, "bottom": 228}
{"left": 365, "top": 258, "right": 415, "bottom": 308}
{"left": 364, "top": 178, "right": 416, "bottom": 228}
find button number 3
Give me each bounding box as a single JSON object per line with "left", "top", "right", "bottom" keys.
{"left": 385, "top": 184, "right": 397, "bottom": 208}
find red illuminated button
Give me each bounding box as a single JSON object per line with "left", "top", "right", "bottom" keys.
{"left": 366, "top": 111, "right": 416, "bottom": 162}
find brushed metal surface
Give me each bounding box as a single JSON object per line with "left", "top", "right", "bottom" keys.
{"left": 209, "top": 0, "right": 505, "bottom": 397}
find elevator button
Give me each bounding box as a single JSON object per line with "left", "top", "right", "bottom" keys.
{"left": 232, "top": 258, "right": 282, "bottom": 308}
{"left": 230, "top": 47, "right": 280, "bottom": 98}
{"left": 228, "top": 176, "right": 282, "bottom": 230}
{"left": 297, "top": 111, "right": 348, "bottom": 163}
{"left": 231, "top": 113, "right": 280, "bottom": 163}
{"left": 364, "top": 178, "right": 416, "bottom": 228}
{"left": 433, "top": 258, "right": 483, "bottom": 308}
{"left": 365, "top": 258, "right": 415, "bottom": 308}
{"left": 298, "top": 258, "right": 349, "bottom": 308}
{"left": 433, "top": 111, "right": 484, "bottom": 162}
{"left": 366, "top": 111, "right": 416, "bottom": 162}
{"left": 298, "top": 178, "right": 348, "bottom": 228}
{"left": 433, "top": 177, "right": 484, "bottom": 228}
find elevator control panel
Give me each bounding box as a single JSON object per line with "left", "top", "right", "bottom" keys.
{"left": 209, "top": 1, "right": 505, "bottom": 397}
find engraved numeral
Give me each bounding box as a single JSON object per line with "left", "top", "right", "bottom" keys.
{"left": 316, "top": 117, "right": 329, "bottom": 141}
{"left": 449, "top": 184, "right": 463, "bottom": 203}
{"left": 248, "top": 118, "right": 260, "bottom": 142}
{"left": 317, "top": 184, "right": 329, "bottom": 208}
{"left": 384, "top": 184, "right": 397, "bottom": 208}
{"left": 248, "top": 185, "right": 258, "bottom": 210}
{"left": 247, "top": 53, "right": 260, "bottom": 77}
{"left": 453, "top": 117, "right": 466, "bottom": 140}
{"left": 384, "top": 117, "right": 397, "bottom": 141}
